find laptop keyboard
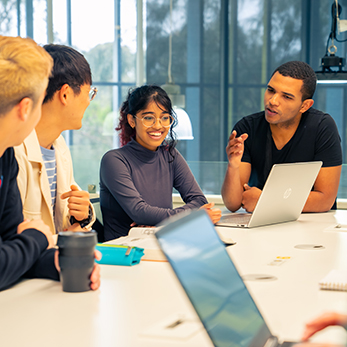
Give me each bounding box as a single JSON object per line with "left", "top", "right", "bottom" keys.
{"left": 221, "top": 213, "right": 251, "bottom": 224}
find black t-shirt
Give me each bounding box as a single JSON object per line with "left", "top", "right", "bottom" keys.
{"left": 233, "top": 108, "right": 342, "bottom": 190}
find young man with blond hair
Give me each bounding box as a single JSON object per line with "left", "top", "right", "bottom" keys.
{"left": 0, "top": 36, "right": 100, "bottom": 291}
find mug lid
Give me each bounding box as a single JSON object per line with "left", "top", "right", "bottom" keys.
{"left": 57, "top": 230, "right": 97, "bottom": 248}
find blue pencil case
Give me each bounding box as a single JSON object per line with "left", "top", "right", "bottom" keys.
{"left": 95, "top": 243, "right": 144, "bottom": 266}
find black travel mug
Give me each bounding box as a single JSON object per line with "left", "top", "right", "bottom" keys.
{"left": 57, "top": 231, "right": 97, "bottom": 292}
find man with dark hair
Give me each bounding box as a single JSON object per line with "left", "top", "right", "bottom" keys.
{"left": 221, "top": 61, "right": 342, "bottom": 213}
{"left": 14, "top": 44, "right": 97, "bottom": 234}
{"left": 272, "top": 61, "right": 317, "bottom": 100}
{"left": 43, "top": 44, "right": 92, "bottom": 104}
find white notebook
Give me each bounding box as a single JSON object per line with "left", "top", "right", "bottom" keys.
{"left": 319, "top": 269, "right": 347, "bottom": 291}
{"left": 107, "top": 227, "right": 167, "bottom": 261}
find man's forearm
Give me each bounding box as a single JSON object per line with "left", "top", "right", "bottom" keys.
{"left": 221, "top": 165, "right": 244, "bottom": 212}
{"left": 302, "top": 191, "right": 336, "bottom": 212}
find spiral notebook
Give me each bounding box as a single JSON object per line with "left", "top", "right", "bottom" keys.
{"left": 319, "top": 269, "right": 347, "bottom": 291}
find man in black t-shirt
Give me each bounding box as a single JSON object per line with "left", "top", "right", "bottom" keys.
{"left": 221, "top": 61, "right": 342, "bottom": 213}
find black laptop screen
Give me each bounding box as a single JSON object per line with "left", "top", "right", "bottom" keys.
{"left": 156, "top": 210, "right": 272, "bottom": 347}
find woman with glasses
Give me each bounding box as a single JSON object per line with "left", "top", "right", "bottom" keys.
{"left": 100, "top": 85, "right": 221, "bottom": 241}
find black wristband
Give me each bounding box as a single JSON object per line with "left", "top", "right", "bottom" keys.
{"left": 69, "top": 205, "right": 92, "bottom": 228}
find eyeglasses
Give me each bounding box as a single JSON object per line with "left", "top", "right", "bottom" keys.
{"left": 134, "top": 114, "right": 174, "bottom": 128}
{"left": 89, "top": 86, "right": 98, "bottom": 101}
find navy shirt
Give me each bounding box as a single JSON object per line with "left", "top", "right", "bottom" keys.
{"left": 0, "top": 148, "right": 58, "bottom": 291}
{"left": 100, "top": 139, "right": 208, "bottom": 240}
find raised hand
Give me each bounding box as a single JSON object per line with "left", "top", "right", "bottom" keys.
{"left": 226, "top": 130, "right": 248, "bottom": 168}
{"left": 61, "top": 184, "right": 90, "bottom": 221}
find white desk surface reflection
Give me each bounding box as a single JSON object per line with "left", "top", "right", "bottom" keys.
{"left": 0, "top": 211, "right": 347, "bottom": 347}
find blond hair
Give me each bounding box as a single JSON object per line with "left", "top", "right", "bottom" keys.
{"left": 0, "top": 36, "right": 53, "bottom": 116}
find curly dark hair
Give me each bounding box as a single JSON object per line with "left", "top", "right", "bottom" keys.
{"left": 272, "top": 61, "right": 317, "bottom": 101}
{"left": 116, "top": 85, "right": 177, "bottom": 153}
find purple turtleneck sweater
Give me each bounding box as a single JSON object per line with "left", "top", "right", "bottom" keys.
{"left": 100, "top": 139, "right": 207, "bottom": 241}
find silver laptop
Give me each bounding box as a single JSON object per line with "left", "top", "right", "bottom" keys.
{"left": 155, "top": 210, "right": 296, "bottom": 347}
{"left": 217, "top": 161, "right": 322, "bottom": 228}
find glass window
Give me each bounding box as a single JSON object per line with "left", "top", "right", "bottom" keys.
{"left": 0, "top": 0, "right": 19, "bottom": 36}
{"left": 4, "top": 0, "right": 347, "bottom": 199}
{"left": 66, "top": 0, "right": 137, "bottom": 191}
{"left": 33, "top": 0, "right": 47, "bottom": 45}
{"left": 52, "top": 0, "right": 68, "bottom": 45}
{"left": 70, "top": 0, "right": 115, "bottom": 52}
{"left": 69, "top": 85, "right": 114, "bottom": 191}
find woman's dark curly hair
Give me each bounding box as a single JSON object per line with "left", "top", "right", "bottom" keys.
{"left": 116, "top": 85, "right": 177, "bottom": 154}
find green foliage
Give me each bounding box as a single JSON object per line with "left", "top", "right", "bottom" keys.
{"left": 84, "top": 43, "right": 114, "bottom": 82}
{"left": 146, "top": 0, "right": 187, "bottom": 84}
{"left": 72, "top": 42, "right": 136, "bottom": 188}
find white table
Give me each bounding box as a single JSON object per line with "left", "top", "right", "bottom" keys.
{"left": 218, "top": 211, "right": 347, "bottom": 345}
{"left": 0, "top": 211, "right": 347, "bottom": 347}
